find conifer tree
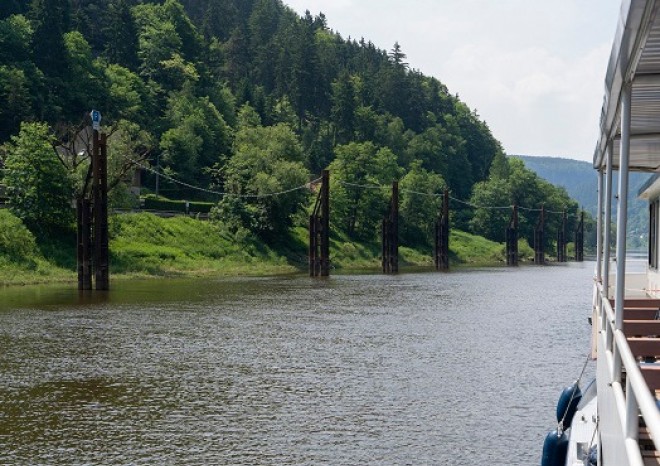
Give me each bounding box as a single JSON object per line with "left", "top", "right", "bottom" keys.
{"left": 29, "top": 0, "right": 70, "bottom": 76}
{"left": 104, "top": 0, "right": 139, "bottom": 70}
{"left": 0, "top": 1, "right": 27, "bottom": 20}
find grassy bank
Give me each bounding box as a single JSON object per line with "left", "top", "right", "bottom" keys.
{"left": 0, "top": 210, "right": 511, "bottom": 286}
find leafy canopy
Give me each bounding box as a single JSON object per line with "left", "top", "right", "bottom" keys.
{"left": 3, "top": 122, "right": 73, "bottom": 232}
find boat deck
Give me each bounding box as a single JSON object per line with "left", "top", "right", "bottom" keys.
{"left": 612, "top": 298, "right": 660, "bottom": 465}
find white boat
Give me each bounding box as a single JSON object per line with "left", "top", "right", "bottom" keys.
{"left": 551, "top": 1, "right": 660, "bottom": 465}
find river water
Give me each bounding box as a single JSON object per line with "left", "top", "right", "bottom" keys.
{"left": 0, "top": 264, "right": 595, "bottom": 465}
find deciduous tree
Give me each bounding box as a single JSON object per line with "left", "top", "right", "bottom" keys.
{"left": 3, "top": 122, "right": 73, "bottom": 232}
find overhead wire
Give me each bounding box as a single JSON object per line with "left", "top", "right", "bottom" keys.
{"left": 118, "top": 155, "right": 583, "bottom": 217}
{"left": 122, "top": 155, "right": 320, "bottom": 199}
{"left": 337, "top": 180, "right": 580, "bottom": 216}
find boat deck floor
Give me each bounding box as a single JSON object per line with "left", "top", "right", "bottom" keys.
{"left": 613, "top": 300, "right": 660, "bottom": 464}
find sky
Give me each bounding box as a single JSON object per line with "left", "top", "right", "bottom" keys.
{"left": 283, "top": 0, "right": 622, "bottom": 162}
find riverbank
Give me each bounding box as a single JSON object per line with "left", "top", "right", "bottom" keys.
{"left": 0, "top": 210, "right": 517, "bottom": 286}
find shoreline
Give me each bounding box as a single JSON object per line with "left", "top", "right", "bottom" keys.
{"left": 0, "top": 258, "right": 568, "bottom": 289}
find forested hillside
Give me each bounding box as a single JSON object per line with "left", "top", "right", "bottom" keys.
{"left": 516, "top": 155, "right": 651, "bottom": 247}
{"left": 515, "top": 156, "right": 598, "bottom": 212}
{"left": 0, "top": 0, "right": 583, "bottom": 257}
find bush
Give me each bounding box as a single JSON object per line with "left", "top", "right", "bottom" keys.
{"left": 142, "top": 195, "right": 213, "bottom": 213}
{"left": 3, "top": 122, "right": 74, "bottom": 232}
{"left": 0, "top": 209, "right": 37, "bottom": 263}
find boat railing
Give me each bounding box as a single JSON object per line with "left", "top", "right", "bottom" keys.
{"left": 596, "top": 281, "right": 660, "bottom": 463}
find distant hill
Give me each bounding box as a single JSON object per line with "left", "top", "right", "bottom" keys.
{"left": 513, "top": 156, "right": 597, "bottom": 213}
{"left": 514, "top": 155, "right": 652, "bottom": 246}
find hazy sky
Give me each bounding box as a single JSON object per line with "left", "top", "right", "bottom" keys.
{"left": 283, "top": 0, "right": 622, "bottom": 162}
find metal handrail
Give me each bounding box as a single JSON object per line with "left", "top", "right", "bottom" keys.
{"left": 598, "top": 284, "right": 660, "bottom": 460}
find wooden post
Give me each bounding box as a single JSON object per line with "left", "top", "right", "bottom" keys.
{"left": 557, "top": 209, "right": 567, "bottom": 263}
{"left": 309, "top": 214, "right": 317, "bottom": 276}
{"left": 309, "top": 170, "right": 330, "bottom": 277}
{"left": 77, "top": 197, "right": 83, "bottom": 289}
{"left": 506, "top": 204, "right": 519, "bottom": 266}
{"left": 320, "top": 170, "right": 330, "bottom": 276}
{"left": 392, "top": 181, "right": 398, "bottom": 274}
{"left": 383, "top": 181, "right": 399, "bottom": 274}
{"left": 575, "top": 210, "right": 584, "bottom": 262}
{"left": 82, "top": 198, "right": 92, "bottom": 289}
{"left": 93, "top": 131, "right": 109, "bottom": 290}
{"left": 534, "top": 205, "right": 545, "bottom": 265}
{"left": 77, "top": 197, "right": 92, "bottom": 290}
{"left": 435, "top": 189, "right": 450, "bottom": 270}
{"left": 382, "top": 218, "right": 389, "bottom": 273}
{"left": 562, "top": 210, "right": 568, "bottom": 262}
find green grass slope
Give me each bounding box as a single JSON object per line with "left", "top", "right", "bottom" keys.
{"left": 0, "top": 211, "right": 510, "bottom": 286}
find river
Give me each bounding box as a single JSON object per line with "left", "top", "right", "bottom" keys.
{"left": 0, "top": 263, "right": 594, "bottom": 465}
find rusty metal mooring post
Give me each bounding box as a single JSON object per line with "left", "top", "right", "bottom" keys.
{"left": 92, "top": 131, "right": 110, "bottom": 290}
{"left": 77, "top": 197, "right": 92, "bottom": 290}
{"left": 309, "top": 170, "right": 330, "bottom": 277}
{"left": 557, "top": 209, "right": 567, "bottom": 263}
{"left": 575, "top": 210, "right": 584, "bottom": 262}
{"left": 309, "top": 214, "right": 318, "bottom": 276}
{"left": 382, "top": 181, "right": 399, "bottom": 274}
{"left": 534, "top": 205, "right": 545, "bottom": 265}
{"left": 505, "top": 204, "right": 519, "bottom": 266}
{"left": 382, "top": 218, "right": 389, "bottom": 273}
{"left": 320, "top": 170, "right": 330, "bottom": 276}
{"left": 435, "top": 189, "right": 450, "bottom": 271}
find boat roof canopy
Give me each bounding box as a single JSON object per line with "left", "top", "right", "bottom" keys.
{"left": 594, "top": 0, "right": 660, "bottom": 171}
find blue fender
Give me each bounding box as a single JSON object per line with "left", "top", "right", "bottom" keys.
{"left": 556, "top": 382, "right": 582, "bottom": 430}
{"left": 542, "top": 430, "right": 568, "bottom": 466}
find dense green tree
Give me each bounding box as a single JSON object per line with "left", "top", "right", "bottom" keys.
{"left": 405, "top": 122, "right": 471, "bottom": 198}
{"left": 331, "top": 70, "right": 356, "bottom": 144}
{"left": 213, "top": 105, "right": 308, "bottom": 237}
{"left": 201, "top": 1, "right": 237, "bottom": 41}
{"left": 104, "top": 63, "right": 153, "bottom": 125}
{"left": 399, "top": 161, "right": 445, "bottom": 246}
{"left": 62, "top": 31, "right": 106, "bottom": 121}
{"left": 469, "top": 178, "right": 513, "bottom": 243}
{"left": 104, "top": 0, "right": 139, "bottom": 70}
{"left": 29, "top": 0, "right": 70, "bottom": 78}
{"left": 70, "top": 0, "right": 105, "bottom": 54}
{"left": 304, "top": 120, "right": 334, "bottom": 175}
{"left": 0, "top": 209, "right": 38, "bottom": 265}
{"left": 160, "top": 87, "right": 232, "bottom": 193}
{"left": 488, "top": 150, "right": 510, "bottom": 180}
{"left": 353, "top": 105, "right": 381, "bottom": 143}
{"left": 0, "top": 14, "right": 33, "bottom": 64}
{"left": 249, "top": 0, "right": 282, "bottom": 92}
{"left": 3, "top": 122, "right": 73, "bottom": 232}
{"left": 223, "top": 26, "right": 251, "bottom": 89}
{"left": 469, "top": 156, "right": 579, "bottom": 248}
{"left": 0, "top": 15, "right": 43, "bottom": 138}
{"left": 0, "top": 1, "right": 28, "bottom": 20}
{"left": 105, "top": 119, "right": 154, "bottom": 208}
{"left": 328, "top": 141, "right": 401, "bottom": 239}
{"left": 162, "top": 0, "right": 203, "bottom": 64}
{"left": 28, "top": 0, "right": 71, "bottom": 121}
{"left": 378, "top": 42, "right": 411, "bottom": 126}
{"left": 454, "top": 102, "right": 500, "bottom": 182}
{"left": 0, "top": 66, "right": 33, "bottom": 139}
{"left": 134, "top": 2, "right": 189, "bottom": 89}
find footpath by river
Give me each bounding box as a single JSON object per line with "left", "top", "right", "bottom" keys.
{"left": 0, "top": 263, "right": 594, "bottom": 465}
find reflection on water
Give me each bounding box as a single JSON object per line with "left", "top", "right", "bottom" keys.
{"left": 0, "top": 264, "right": 594, "bottom": 465}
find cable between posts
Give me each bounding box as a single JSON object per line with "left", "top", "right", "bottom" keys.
{"left": 118, "top": 156, "right": 583, "bottom": 216}
{"left": 122, "top": 155, "right": 320, "bottom": 199}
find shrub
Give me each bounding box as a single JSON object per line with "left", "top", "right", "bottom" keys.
{"left": 0, "top": 209, "right": 37, "bottom": 263}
